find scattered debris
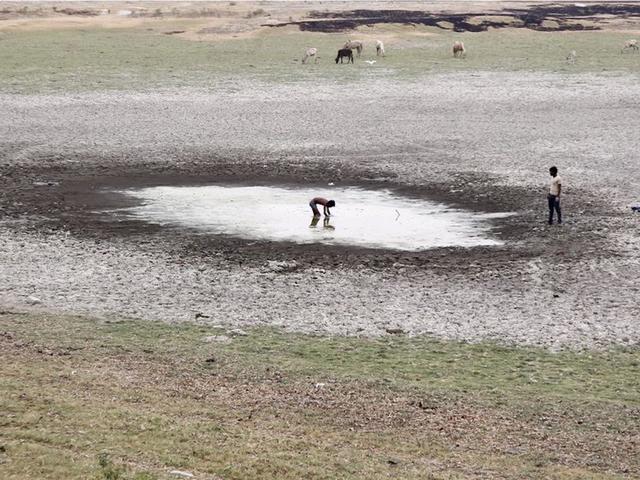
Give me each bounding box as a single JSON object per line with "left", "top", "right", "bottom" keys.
{"left": 202, "top": 335, "right": 231, "bottom": 343}
{"left": 163, "top": 30, "right": 186, "bottom": 35}
{"left": 195, "top": 312, "right": 211, "bottom": 320}
{"left": 169, "top": 470, "right": 194, "bottom": 479}
{"left": 417, "top": 399, "right": 438, "bottom": 410}
{"left": 26, "top": 296, "right": 42, "bottom": 305}
{"left": 385, "top": 327, "right": 405, "bottom": 335}
{"left": 32, "top": 181, "right": 59, "bottom": 187}
{"left": 264, "top": 260, "right": 299, "bottom": 273}
{"left": 229, "top": 328, "right": 248, "bottom": 337}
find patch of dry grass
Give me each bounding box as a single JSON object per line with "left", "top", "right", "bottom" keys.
{"left": 0, "top": 311, "right": 638, "bottom": 479}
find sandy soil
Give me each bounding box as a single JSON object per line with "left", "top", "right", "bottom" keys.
{"left": 1, "top": 71, "right": 639, "bottom": 349}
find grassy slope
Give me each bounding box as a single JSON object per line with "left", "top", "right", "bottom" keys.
{"left": 1, "top": 24, "right": 640, "bottom": 93}
{"left": 1, "top": 311, "right": 638, "bottom": 479}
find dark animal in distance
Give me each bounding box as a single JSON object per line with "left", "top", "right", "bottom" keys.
{"left": 335, "top": 48, "right": 354, "bottom": 64}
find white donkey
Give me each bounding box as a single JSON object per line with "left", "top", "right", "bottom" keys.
{"left": 302, "top": 47, "right": 318, "bottom": 64}
{"left": 375, "top": 40, "right": 385, "bottom": 57}
{"left": 344, "top": 40, "right": 364, "bottom": 57}
{"left": 622, "top": 39, "right": 639, "bottom": 53}
{"left": 452, "top": 41, "right": 465, "bottom": 58}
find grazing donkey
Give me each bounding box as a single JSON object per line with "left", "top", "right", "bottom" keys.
{"left": 376, "top": 40, "right": 385, "bottom": 57}
{"left": 302, "top": 47, "right": 318, "bottom": 64}
{"left": 452, "top": 41, "right": 466, "bottom": 58}
{"left": 622, "top": 39, "right": 639, "bottom": 53}
{"left": 344, "top": 40, "right": 364, "bottom": 57}
{"left": 335, "top": 48, "right": 354, "bottom": 64}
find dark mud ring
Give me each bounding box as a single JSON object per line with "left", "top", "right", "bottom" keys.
{"left": 264, "top": 4, "right": 640, "bottom": 33}
{"left": 0, "top": 154, "right": 616, "bottom": 272}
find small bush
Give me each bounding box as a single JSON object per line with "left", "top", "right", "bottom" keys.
{"left": 97, "top": 453, "right": 125, "bottom": 480}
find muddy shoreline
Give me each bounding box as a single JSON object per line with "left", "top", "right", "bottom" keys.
{"left": 0, "top": 155, "right": 614, "bottom": 269}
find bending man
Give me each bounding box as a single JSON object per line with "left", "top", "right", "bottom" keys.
{"left": 309, "top": 197, "right": 335, "bottom": 217}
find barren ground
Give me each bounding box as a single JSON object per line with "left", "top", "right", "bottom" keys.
{"left": 2, "top": 74, "right": 639, "bottom": 348}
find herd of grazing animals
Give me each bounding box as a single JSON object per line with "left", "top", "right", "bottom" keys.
{"left": 300, "top": 39, "right": 639, "bottom": 65}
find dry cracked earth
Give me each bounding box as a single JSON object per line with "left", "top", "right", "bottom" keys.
{"left": 1, "top": 72, "right": 639, "bottom": 349}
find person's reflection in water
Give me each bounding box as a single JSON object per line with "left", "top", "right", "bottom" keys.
{"left": 323, "top": 217, "right": 335, "bottom": 230}
{"left": 309, "top": 216, "right": 335, "bottom": 231}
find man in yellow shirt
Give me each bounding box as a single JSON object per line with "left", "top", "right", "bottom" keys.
{"left": 547, "top": 166, "right": 562, "bottom": 225}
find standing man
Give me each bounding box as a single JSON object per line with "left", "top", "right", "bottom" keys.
{"left": 547, "top": 166, "right": 562, "bottom": 225}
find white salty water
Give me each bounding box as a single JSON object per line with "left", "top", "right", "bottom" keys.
{"left": 120, "top": 185, "right": 513, "bottom": 251}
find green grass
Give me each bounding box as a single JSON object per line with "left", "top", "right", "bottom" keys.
{"left": 11, "top": 311, "right": 639, "bottom": 405}
{"left": 1, "top": 311, "right": 638, "bottom": 479}
{"left": 1, "top": 25, "right": 640, "bottom": 93}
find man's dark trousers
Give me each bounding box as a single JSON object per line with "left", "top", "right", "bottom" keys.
{"left": 548, "top": 194, "right": 561, "bottom": 224}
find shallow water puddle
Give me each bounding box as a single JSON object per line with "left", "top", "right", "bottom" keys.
{"left": 119, "top": 185, "right": 512, "bottom": 251}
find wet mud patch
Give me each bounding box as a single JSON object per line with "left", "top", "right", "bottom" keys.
{"left": 265, "top": 4, "right": 640, "bottom": 33}
{"left": 0, "top": 157, "right": 615, "bottom": 272}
